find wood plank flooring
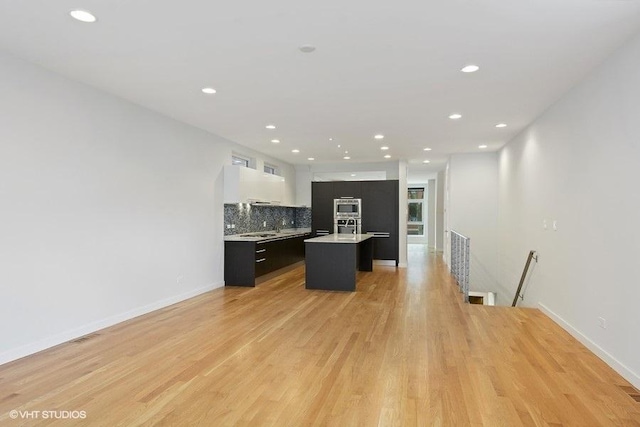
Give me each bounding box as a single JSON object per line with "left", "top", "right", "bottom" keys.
{"left": 1, "top": 245, "right": 639, "bottom": 426}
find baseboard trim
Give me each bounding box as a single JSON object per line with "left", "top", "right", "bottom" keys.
{"left": 0, "top": 281, "right": 223, "bottom": 366}
{"left": 538, "top": 302, "right": 640, "bottom": 389}
{"left": 373, "top": 260, "right": 396, "bottom": 266}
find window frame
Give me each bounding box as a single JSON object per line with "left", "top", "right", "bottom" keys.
{"left": 263, "top": 163, "right": 278, "bottom": 175}
{"left": 407, "top": 186, "right": 426, "bottom": 237}
{"left": 232, "top": 154, "right": 251, "bottom": 168}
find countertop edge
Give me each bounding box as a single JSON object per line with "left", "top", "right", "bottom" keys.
{"left": 304, "top": 234, "right": 374, "bottom": 244}
{"left": 224, "top": 230, "right": 312, "bottom": 243}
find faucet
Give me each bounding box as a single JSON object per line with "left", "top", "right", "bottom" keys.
{"left": 345, "top": 217, "right": 357, "bottom": 234}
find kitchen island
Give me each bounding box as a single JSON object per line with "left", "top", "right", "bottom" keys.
{"left": 304, "top": 234, "right": 374, "bottom": 291}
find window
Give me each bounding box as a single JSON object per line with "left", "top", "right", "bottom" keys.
{"left": 232, "top": 155, "right": 250, "bottom": 168}
{"left": 408, "top": 188, "right": 424, "bottom": 200}
{"left": 407, "top": 187, "right": 425, "bottom": 236}
{"left": 264, "top": 164, "right": 278, "bottom": 175}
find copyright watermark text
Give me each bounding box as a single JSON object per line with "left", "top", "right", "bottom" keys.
{"left": 8, "top": 410, "right": 86, "bottom": 420}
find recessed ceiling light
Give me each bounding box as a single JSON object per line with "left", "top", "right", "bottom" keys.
{"left": 265, "top": 124, "right": 276, "bottom": 129}
{"left": 449, "top": 114, "right": 462, "bottom": 120}
{"left": 299, "top": 45, "right": 316, "bottom": 53}
{"left": 271, "top": 139, "right": 280, "bottom": 143}
{"left": 343, "top": 156, "right": 351, "bottom": 160}
{"left": 479, "top": 145, "right": 488, "bottom": 149}
{"left": 329, "top": 138, "right": 333, "bottom": 141}
{"left": 423, "top": 160, "right": 431, "bottom": 164}
{"left": 384, "top": 154, "right": 391, "bottom": 159}
{"left": 201, "top": 87, "right": 216, "bottom": 94}
{"left": 292, "top": 149, "right": 300, "bottom": 153}
{"left": 351, "top": 174, "right": 356, "bottom": 177}
{"left": 69, "top": 9, "right": 97, "bottom": 23}
{"left": 380, "top": 146, "right": 389, "bottom": 150}
{"left": 308, "top": 157, "right": 315, "bottom": 161}
{"left": 374, "top": 134, "right": 384, "bottom": 140}
{"left": 461, "top": 65, "right": 479, "bottom": 73}
{"left": 495, "top": 123, "right": 507, "bottom": 128}
{"left": 423, "top": 147, "right": 432, "bottom": 151}
{"left": 345, "top": 150, "right": 349, "bottom": 154}
{"left": 337, "top": 145, "right": 341, "bottom": 148}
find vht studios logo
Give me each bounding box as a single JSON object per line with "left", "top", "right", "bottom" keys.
{"left": 9, "top": 410, "right": 87, "bottom": 420}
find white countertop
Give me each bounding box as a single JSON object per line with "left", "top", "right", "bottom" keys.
{"left": 224, "top": 228, "right": 312, "bottom": 242}
{"left": 304, "top": 234, "right": 373, "bottom": 244}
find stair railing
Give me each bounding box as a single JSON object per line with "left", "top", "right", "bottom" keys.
{"left": 512, "top": 250, "right": 538, "bottom": 307}
{"left": 450, "top": 230, "right": 470, "bottom": 303}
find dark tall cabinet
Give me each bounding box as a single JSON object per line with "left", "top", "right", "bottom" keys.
{"left": 361, "top": 180, "right": 399, "bottom": 264}
{"left": 311, "top": 181, "right": 334, "bottom": 236}
{"left": 311, "top": 180, "right": 399, "bottom": 265}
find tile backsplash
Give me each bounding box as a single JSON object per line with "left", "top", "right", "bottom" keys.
{"left": 224, "top": 204, "right": 311, "bottom": 235}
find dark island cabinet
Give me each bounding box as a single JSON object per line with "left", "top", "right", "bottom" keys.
{"left": 311, "top": 180, "right": 399, "bottom": 265}
{"left": 224, "top": 234, "right": 310, "bottom": 287}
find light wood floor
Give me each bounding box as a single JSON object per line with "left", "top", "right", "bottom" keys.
{"left": 1, "top": 246, "right": 639, "bottom": 426}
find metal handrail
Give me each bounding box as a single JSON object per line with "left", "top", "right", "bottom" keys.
{"left": 512, "top": 250, "right": 538, "bottom": 307}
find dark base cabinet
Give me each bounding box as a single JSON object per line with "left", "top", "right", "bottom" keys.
{"left": 368, "top": 232, "right": 398, "bottom": 262}
{"left": 224, "top": 241, "right": 258, "bottom": 287}
{"left": 224, "top": 234, "right": 310, "bottom": 286}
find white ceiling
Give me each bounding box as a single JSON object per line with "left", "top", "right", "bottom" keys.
{"left": 2, "top": 0, "right": 640, "bottom": 174}
{"left": 314, "top": 171, "right": 387, "bottom": 182}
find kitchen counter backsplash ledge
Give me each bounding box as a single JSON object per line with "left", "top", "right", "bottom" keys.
{"left": 224, "top": 203, "right": 311, "bottom": 235}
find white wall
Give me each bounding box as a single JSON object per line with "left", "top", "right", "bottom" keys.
{"left": 294, "top": 165, "right": 313, "bottom": 207}
{"left": 446, "top": 153, "right": 500, "bottom": 297}
{"left": 0, "top": 51, "right": 295, "bottom": 364}
{"left": 427, "top": 179, "right": 436, "bottom": 248}
{"left": 398, "top": 161, "right": 408, "bottom": 267}
{"left": 435, "top": 171, "right": 445, "bottom": 251}
{"left": 497, "top": 31, "right": 640, "bottom": 387}
{"left": 443, "top": 165, "right": 451, "bottom": 265}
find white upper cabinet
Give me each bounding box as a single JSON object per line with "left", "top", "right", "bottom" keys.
{"left": 224, "top": 165, "right": 287, "bottom": 204}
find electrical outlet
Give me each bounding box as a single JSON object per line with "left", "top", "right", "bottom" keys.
{"left": 226, "top": 224, "right": 231, "bottom": 229}
{"left": 543, "top": 219, "right": 548, "bottom": 230}
{"left": 263, "top": 221, "right": 267, "bottom": 227}
{"left": 231, "top": 224, "right": 235, "bottom": 229}
{"left": 598, "top": 317, "right": 607, "bottom": 329}
{"left": 176, "top": 274, "right": 184, "bottom": 285}
{"left": 552, "top": 220, "right": 558, "bottom": 231}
